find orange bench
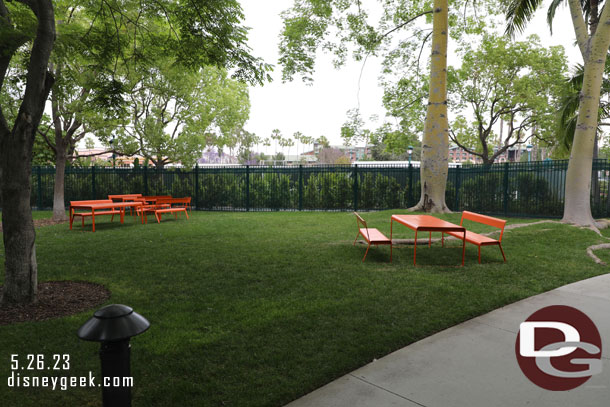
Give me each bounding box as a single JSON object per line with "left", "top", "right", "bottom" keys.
{"left": 143, "top": 195, "right": 172, "bottom": 203}
{"left": 444, "top": 211, "right": 507, "bottom": 263}
{"left": 70, "top": 200, "right": 121, "bottom": 228}
{"left": 152, "top": 197, "right": 191, "bottom": 223}
{"left": 353, "top": 212, "right": 392, "bottom": 262}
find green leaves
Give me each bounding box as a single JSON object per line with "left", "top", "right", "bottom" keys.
{"left": 115, "top": 62, "right": 250, "bottom": 168}
{"left": 447, "top": 34, "right": 568, "bottom": 162}
{"left": 504, "top": 0, "right": 544, "bottom": 38}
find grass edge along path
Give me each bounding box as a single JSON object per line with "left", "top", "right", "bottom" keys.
{"left": 0, "top": 210, "right": 608, "bottom": 407}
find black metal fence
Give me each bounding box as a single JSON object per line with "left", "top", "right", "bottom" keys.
{"left": 25, "top": 160, "right": 610, "bottom": 218}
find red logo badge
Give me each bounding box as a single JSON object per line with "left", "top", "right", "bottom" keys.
{"left": 515, "top": 305, "right": 602, "bottom": 391}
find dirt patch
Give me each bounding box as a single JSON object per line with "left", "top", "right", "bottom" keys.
{"left": 0, "top": 218, "right": 68, "bottom": 233}
{"left": 0, "top": 281, "right": 110, "bottom": 325}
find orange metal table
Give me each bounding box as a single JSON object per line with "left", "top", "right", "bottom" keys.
{"left": 69, "top": 202, "right": 143, "bottom": 232}
{"left": 109, "top": 195, "right": 146, "bottom": 216}
{"left": 108, "top": 194, "right": 142, "bottom": 202}
{"left": 390, "top": 215, "right": 466, "bottom": 266}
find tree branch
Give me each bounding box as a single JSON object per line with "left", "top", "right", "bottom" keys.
{"left": 568, "top": 0, "right": 590, "bottom": 58}
{"left": 71, "top": 149, "right": 117, "bottom": 160}
{"left": 37, "top": 125, "right": 56, "bottom": 153}
{"left": 377, "top": 10, "right": 434, "bottom": 43}
{"left": 449, "top": 128, "right": 481, "bottom": 158}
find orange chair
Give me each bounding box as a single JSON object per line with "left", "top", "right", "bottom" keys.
{"left": 353, "top": 212, "right": 392, "bottom": 262}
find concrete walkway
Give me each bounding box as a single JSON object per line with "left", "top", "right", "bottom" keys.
{"left": 286, "top": 274, "right": 610, "bottom": 407}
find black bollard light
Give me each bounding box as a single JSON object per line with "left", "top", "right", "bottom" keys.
{"left": 78, "top": 304, "right": 150, "bottom": 407}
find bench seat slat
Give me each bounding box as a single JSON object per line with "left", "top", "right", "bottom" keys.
{"left": 72, "top": 210, "right": 121, "bottom": 217}
{"left": 154, "top": 207, "right": 189, "bottom": 223}
{"left": 446, "top": 230, "right": 498, "bottom": 245}
{"left": 359, "top": 228, "right": 391, "bottom": 244}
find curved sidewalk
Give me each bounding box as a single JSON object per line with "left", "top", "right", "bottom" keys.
{"left": 286, "top": 273, "right": 610, "bottom": 407}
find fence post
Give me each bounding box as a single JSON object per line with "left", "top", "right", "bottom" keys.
{"left": 194, "top": 164, "right": 198, "bottom": 210}
{"left": 353, "top": 164, "right": 359, "bottom": 211}
{"left": 298, "top": 165, "right": 303, "bottom": 211}
{"left": 246, "top": 165, "right": 250, "bottom": 211}
{"left": 36, "top": 166, "right": 42, "bottom": 209}
{"left": 144, "top": 165, "right": 148, "bottom": 196}
{"left": 453, "top": 165, "right": 460, "bottom": 211}
{"left": 91, "top": 165, "right": 96, "bottom": 199}
{"left": 503, "top": 162, "right": 509, "bottom": 215}
{"left": 606, "top": 161, "right": 610, "bottom": 217}
{"left": 408, "top": 164, "right": 413, "bottom": 206}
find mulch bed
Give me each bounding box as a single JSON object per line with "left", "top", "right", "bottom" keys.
{"left": 0, "top": 218, "right": 110, "bottom": 325}
{"left": 0, "top": 281, "right": 110, "bottom": 325}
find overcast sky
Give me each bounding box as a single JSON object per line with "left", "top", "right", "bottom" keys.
{"left": 240, "top": 0, "right": 582, "bottom": 154}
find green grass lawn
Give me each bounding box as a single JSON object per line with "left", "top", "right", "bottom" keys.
{"left": 0, "top": 210, "right": 608, "bottom": 406}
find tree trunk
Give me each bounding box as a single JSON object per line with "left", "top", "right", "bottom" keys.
{"left": 562, "top": 1, "right": 610, "bottom": 227}
{"left": 52, "top": 150, "right": 68, "bottom": 221}
{"left": 563, "top": 62, "right": 602, "bottom": 226}
{"left": 1, "top": 0, "right": 55, "bottom": 306}
{"left": 0, "top": 131, "right": 38, "bottom": 304}
{"left": 409, "top": 0, "right": 450, "bottom": 213}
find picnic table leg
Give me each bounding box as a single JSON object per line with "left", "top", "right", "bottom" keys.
{"left": 498, "top": 244, "right": 507, "bottom": 262}
{"left": 462, "top": 230, "right": 466, "bottom": 266}
{"left": 442, "top": 232, "right": 444, "bottom": 247}
{"left": 120, "top": 208, "right": 125, "bottom": 224}
{"left": 413, "top": 230, "right": 418, "bottom": 266}
{"left": 69, "top": 207, "right": 73, "bottom": 230}
{"left": 363, "top": 242, "right": 371, "bottom": 262}
{"left": 91, "top": 209, "right": 96, "bottom": 232}
{"left": 389, "top": 220, "right": 393, "bottom": 263}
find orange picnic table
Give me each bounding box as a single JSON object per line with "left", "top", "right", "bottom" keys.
{"left": 390, "top": 214, "right": 466, "bottom": 266}
{"left": 108, "top": 194, "right": 142, "bottom": 202}
{"left": 69, "top": 201, "right": 143, "bottom": 232}
{"left": 108, "top": 194, "right": 146, "bottom": 216}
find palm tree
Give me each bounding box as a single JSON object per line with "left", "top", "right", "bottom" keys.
{"left": 506, "top": 0, "right": 610, "bottom": 228}
{"left": 270, "top": 129, "right": 282, "bottom": 154}
{"left": 293, "top": 131, "right": 304, "bottom": 157}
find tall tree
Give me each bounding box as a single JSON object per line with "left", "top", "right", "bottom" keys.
{"left": 506, "top": 0, "right": 610, "bottom": 227}
{"left": 112, "top": 63, "right": 250, "bottom": 170}
{"left": 270, "top": 128, "right": 282, "bottom": 154}
{"left": 36, "top": 2, "right": 127, "bottom": 222}
{"left": 448, "top": 34, "right": 568, "bottom": 164}
{"left": 279, "top": 0, "right": 497, "bottom": 212}
{"left": 0, "top": 0, "right": 55, "bottom": 305}
{"left": 412, "top": 0, "right": 450, "bottom": 211}
{"left": 0, "top": 0, "right": 270, "bottom": 306}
